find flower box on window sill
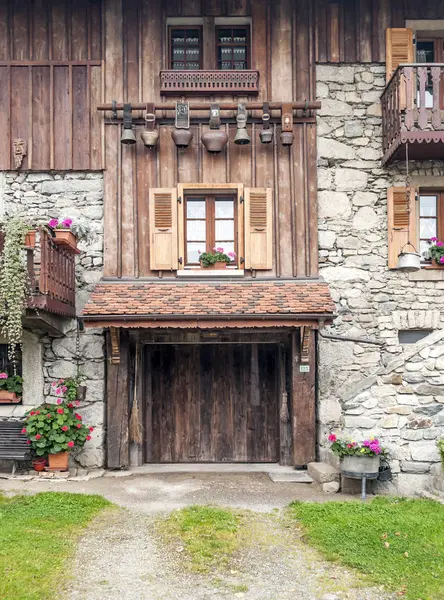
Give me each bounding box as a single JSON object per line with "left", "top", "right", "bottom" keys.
{"left": 52, "top": 230, "right": 80, "bottom": 254}
{"left": 177, "top": 269, "right": 244, "bottom": 278}
{"left": 0, "top": 391, "right": 21, "bottom": 404}
{"left": 199, "top": 261, "right": 227, "bottom": 270}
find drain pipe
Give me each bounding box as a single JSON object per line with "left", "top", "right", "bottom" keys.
{"left": 319, "top": 332, "right": 384, "bottom": 346}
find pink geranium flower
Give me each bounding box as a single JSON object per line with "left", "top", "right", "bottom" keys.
{"left": 56, "top": 398, "right": 62, "bottom": 405}
{"left": 440, "top": 257, "right": 444, "bottom": 264}
{"left": 437, "top": 242, "right": 444, "bottom": 247}
{"left": 216, "top": 247, "right": 224, "bottom": 253}
{"left": 61, "top": 218, "right": 73, "bottom": 228}
{"left": 0, "top": 372, "right": 8, "bottom": 379}
{"left": 48, "top": 218, "right": 59, "bottom": 228}
{"left": 430, "top": 237, "right": 438, "bottom": 242}
{"left": 328, "top": 434, "right": 337, "bottom": 442}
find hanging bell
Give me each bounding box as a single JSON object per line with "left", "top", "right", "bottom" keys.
{"left": 172, "top": 100, "right": 193, "bottom": 149}
{"left": 141, "top": 103, "right": 159, "bottom": 148}
{"left": 280, "top": 103, "right": 294, "bottom": 146}
{"left": 260, "top": 102, "right": 273, "bottom": 144}
{"left": 201, "top": 103, "right": 228, "bottom": 154}
{"left": 234, "top": 103, "right": 250, "bottom": 145}
{"left": 120, "top": 103, "right": 136, "bottom": 145}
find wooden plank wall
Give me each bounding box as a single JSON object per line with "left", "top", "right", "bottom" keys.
{"left": 103, "top": 0, "right": 319, "bottom": 279}
{"left": 315, "top": 0, "right": 444, "bottom": 64}
{"left": 0, "top": 0, "right": 103, "bottom": 170}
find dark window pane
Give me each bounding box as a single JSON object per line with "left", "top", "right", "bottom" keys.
{"left": 398, "top": 329, "right": 432, "bottom": 344}
{"left": 416, "top": 41, "right": 435, "bottom": 63}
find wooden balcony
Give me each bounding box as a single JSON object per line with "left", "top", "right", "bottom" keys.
{"left": 382, "top": 64, "right": 444, "bottom": 165}
{"left": 24, "top": 230, "right": 77, "bottom": 333}
{"left": 160, "top": 69, "right": 260, "bottom": 95}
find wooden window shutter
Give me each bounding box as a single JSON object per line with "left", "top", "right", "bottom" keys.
{"left": 386, "top": 28, "right": 414, "bottom": 82}
{"left": 244, "top": 188, "right": 273, "bottom": 270}
{"left": 387, "top": 186, "right": 418, "bottom": 269}
{"left": 149, "top": 188, "right": 178, "bottom": 270}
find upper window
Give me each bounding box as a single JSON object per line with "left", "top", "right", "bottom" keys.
{"left": 419, "top": 191, "right": 444, "bottom": 260}
{"left": 185, "top": 194, "right": 237, "bottom": 266}
{"left": 168, "top": 25, "right": 250, "bottom": 71}
{"left": 216, "top": 27, "right": 249, "bottom": 70}
{"left": 169, "top": 27, "right": 203, "bottom": 70}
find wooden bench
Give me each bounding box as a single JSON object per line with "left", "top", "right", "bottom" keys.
{"left": 0, "top": 420, "right": 30, "bottom": 474}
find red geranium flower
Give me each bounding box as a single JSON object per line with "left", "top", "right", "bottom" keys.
{"left": 67, "top": 403, "right": 73, "bottom": 408}
{"left": 26, "top": 440, "right": 31, "bottom": 445}
{"left": 35, "top": 434, "right": 41, "bottom": 440}
{"left": 67, "top": 441, "right": 75, "bottom": 448}
{"left": 30, "top": 411, "right": 35, "bottom": 416}
{"left": 77, "top": 423, "right": 82, "bottom": 429}
{"left": 62, "top": 425, "right": 69, "bottom": 432}
{"left": 328, "top": 434, "right": 337, "bottom": 443}
{"left": 57, "top": 408, "right": 64, "bottom": 414}
{"left": 21, "top": 427, "right": 26, "bottom": 434}
{"left": 89, "top": 426, "right": 94, "bottom": 432}
{"left": 35, "top": 410, "right": 40, "bottom": 415}
{"left": 86, "top": 435, "right": 91, "bottom": 441}
{"left": 75, "top": 413, "right": 82, "bottom": 420}
{"left": 47, "top": 413, "right": 52, "bottom": 418}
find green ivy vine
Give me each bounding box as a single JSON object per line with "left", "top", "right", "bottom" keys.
{"left": 0, "top": 217, "right": 30, "bottom": 358}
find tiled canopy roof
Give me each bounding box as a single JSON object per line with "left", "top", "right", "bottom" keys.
{"left": 82, "top": 280, "right": 334, "bottom": 327}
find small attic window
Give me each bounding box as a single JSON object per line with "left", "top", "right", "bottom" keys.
{"left": 398, "top": 329, "right": 432, "bottom": 344}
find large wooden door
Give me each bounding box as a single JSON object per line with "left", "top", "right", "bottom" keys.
{"left": 144, "top": 344, "right": 279, "bottom": 463}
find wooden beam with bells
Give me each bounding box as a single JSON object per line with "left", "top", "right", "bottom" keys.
{"left": 109, "top": 327, "right": 121, "bottom": 364}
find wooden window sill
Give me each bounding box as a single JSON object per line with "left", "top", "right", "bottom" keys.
{"left": 177, "top": 269, "right": 244, "bottom": 277}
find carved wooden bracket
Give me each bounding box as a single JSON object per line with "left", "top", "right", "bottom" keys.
{"left": 13, "top": 139, "right": 27, "bottom": 169}
{"left": 109, "top": 327, "right": 120, "bottom": 364}
{"left": 300, "top": 326, "right": 311, "bottom": 364}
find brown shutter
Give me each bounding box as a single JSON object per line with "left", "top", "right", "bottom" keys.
{"left": 386, "top": 28, "right": 414, "bottom": 82}
{"left": 244, "top": 188, "right": 273, "bottom": 270}
{"left": 387, "top": 186, "right": 418, "bottom": 269}
{"left": 149, "top": 188, "right": 178, "bottom": 270}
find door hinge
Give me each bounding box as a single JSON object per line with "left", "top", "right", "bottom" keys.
{"left": 240, "top": 257, "right": 245, "bottom": 264}
{"left": 178, "top": 196, "right": 182, "bottom": 204}
{"left": 178, "top": 257, "right": 183, "bottom": 265}
{"left": 240, "top": 195, "right": 244, "bottom": 203}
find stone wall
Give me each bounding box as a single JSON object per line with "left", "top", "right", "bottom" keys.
{"left": 316, "top": 64, "right": 444, "bottom": 493}
{"left": 0, "top": 172, "right": 105, "bottom": 468}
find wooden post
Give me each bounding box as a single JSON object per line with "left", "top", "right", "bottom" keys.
{"left": 129, "top": 342, "right": 144, "bottom": 467}
{"left": 291, "top": 328, "right": 316, "bottom": 467}
{"left": 279, "top": 343, "right": 292, "bottom": 465}
{"left": 106, "top": 328, "right": 130, "bottom": 469}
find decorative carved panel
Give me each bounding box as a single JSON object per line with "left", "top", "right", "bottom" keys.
{"left": 160, "top": 70, "right": 260, "bottom": 95}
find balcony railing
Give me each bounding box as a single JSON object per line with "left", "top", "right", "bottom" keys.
{"left": 160, "top": 69, "right": 260, "bottom": 95}
{"left": 381, "top": 64, "right": 444, "bottom": 164}
{"left": 27, "top": 230, "right": 76, "bottom": 318}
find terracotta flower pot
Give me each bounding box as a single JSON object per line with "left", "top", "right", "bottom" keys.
{"left": 53, "top": 229, "right": 78, "bottom": 252}
{"left": 0, "top": 391, "right": 21, "bottom": 404}
{"left": 32, "top": 458, "right": 47, "bottom": 472}
{"left": 200, "top": 261, "right": 227, "bottom": 270}
{"left": 25, "top": 230, "right": 36, "bottom": 249}
{"left": 432, "top": 259, "right": 444, "bottom": 268}
{"left": 48, "top": 451, "right": 69, "bottom": 472}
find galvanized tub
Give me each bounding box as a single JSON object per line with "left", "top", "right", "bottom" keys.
{"left": 341, "top": 455, "right": 380, "bottom": 480}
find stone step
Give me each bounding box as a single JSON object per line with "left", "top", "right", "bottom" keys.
{"left": 307, "top": 461, "right": 340, "bottom": 484}
{"left": 268, "top": 472, "right": 313, "bottom": 484}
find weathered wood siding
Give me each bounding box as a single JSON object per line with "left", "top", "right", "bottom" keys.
{"left": 0, "top": 0, "right": 103, "bottom": 170}
{"left": 315, "top": 0, "right": 444, "bottom": 64}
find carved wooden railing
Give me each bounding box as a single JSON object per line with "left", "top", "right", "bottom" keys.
{"left": 160, "top": 69, "right": 260, "bottom": 94}
{"left": 381, "top": 64, "right": 444, "bottom": 164}
{"left": 28, "top": 230, "right": 76, "bottom": 317}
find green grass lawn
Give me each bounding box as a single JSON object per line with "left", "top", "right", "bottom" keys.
{"left": 156, "top": 505, "right": 241, "bottom": 573}
{"left": 289, "top": 497, "right": 444, "bottom": 600}
{"left": 0, "top": 492, "right": 110, "bottom": 600}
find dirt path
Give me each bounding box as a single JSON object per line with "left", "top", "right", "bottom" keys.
{"left": 66, "top": 506, "right": 395, "bottom": 600}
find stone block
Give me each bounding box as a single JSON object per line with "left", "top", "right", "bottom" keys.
{"left": 395, "top": 473, "right": 430, "bottom": 497}
{"left": 344, "top": 416, "right": 377, "bottom": 428}
{"left": 318, "top": 137, "right": 355, "bottom": 160}
{"left": 401, "top": 461, "right": 431, "bottom": 474}
{"left": 416, "top": 383, "right": 444, "bottom": 396}
{"left": 317, "top": 65, "right": 355, "bottom": 83}
{"left": 334, "top": 168, "right": 368, "bottom": 191}
{"left": 410, "top": 442, "right": 440, "bottom": 462}
{"left": 353, "top": 206, "right": 379, "bottom": 231}
{"left": 352, "top": 191, "right": 377, "bottom": 207}
{"left": 40, "top": 179, "right": 103, "bottom": 195}
{"left": 318, "top": 191, "right": 351, "bottom": 219}
{"left": 381, "top": 414, "right": 399, "bottom": 428}
{"left": 386, "top": 406, "right": 411, "bottom": 415}
{"left": 322, "top": 481, "right": 340, "bottom": 494}
{"left": 307, "top": 461, "right": 340, "bottom": 484}
{"left": 319, "top": 98, "right": 354, "bottom": 117}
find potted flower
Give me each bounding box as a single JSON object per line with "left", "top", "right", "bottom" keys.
{"left": 426, "top": 237, "right": 444, "bottom": 267}
{"left": 31, "top": 456, "right": 47, "bottom": 472}
{"left": 0, "top": 372, "right": 23, "bottom": 403}
{"left": 198, "top": 247, "right": 236, "bottom": 269}
{"left": 24, "top": 228, "right": 36, "bottom": 249}
{"left": 328, "top": 433, "right": 386, "bottom": 479}
{"left": 22, "top": 390, "right": 94, "bottom": 472}
{"left": 55, "top": 376, "right": 87, "bottom": 403}
{"left": 48, "top": 218, "right": 78, "bottom": 252}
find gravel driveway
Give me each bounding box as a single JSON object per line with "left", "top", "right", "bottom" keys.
{"left": 0, "top": 473, "right": 393, "bottom": 600}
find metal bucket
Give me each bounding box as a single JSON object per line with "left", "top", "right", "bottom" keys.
{"left": 341, "top": 455, "right": 380, "bottom": 479}
{"left": 397, "top": 251, "right": 421, "bottom": 272}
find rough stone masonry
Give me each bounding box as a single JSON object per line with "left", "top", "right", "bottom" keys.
{"left": 316, "top": 64, "right": 444, "bottom": 495}
{"left": 0, "top": 171, "right": 105, "bottom": 468}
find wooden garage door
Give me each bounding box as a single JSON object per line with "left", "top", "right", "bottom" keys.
{"left": 144, "top": 344, "right": 279, "bottom": 463}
